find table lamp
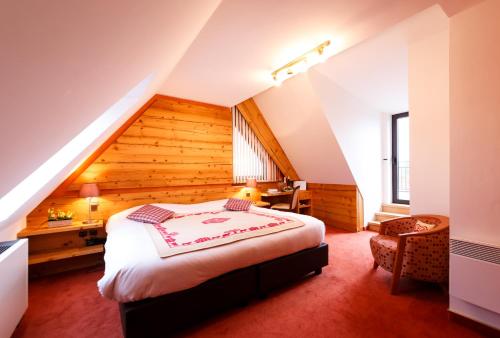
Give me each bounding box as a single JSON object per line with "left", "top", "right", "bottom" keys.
{"left": 79, "top": 183, "right": 100, "bottom": 224}
{"left": 245, "top": 178, "right": 257, "bottom": 198}
{"left": 246, "top": 178, "right": 257, "bottom": 188}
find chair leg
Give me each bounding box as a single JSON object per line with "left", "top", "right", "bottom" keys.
{"left": 391, "top": 238, "right": 407, "bottom": 295}
{"left": 373, "top": 261, "right": 379, "bottom": 269}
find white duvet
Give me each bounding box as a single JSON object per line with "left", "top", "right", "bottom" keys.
{"left": 97, "top": 199, "right": 325, "bottom": 303}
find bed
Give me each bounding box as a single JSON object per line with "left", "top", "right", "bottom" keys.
{"left": 98, "top": 199, "right": 328, "bottom": 337}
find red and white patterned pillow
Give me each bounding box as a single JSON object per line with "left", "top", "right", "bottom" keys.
{"left": 414, "top": 220, "right": 436, "bottom": 232}
{"left": 224, "top": 198, "right": 252, "bottom": 211}
{"left": 127, "top": 205, "right": 175, "bottom": 224}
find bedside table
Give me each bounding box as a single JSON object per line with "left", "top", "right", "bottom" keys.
{"left": 18, "top": 220, "right": 106, "bottom": 277}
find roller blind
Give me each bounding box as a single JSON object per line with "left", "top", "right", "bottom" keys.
{"left": 232, "top": 106, "right": 282, "bottom": 184}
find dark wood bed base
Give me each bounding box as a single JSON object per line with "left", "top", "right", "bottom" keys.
{"left": 119, "top": 242, "right": 328, "bottom": 338}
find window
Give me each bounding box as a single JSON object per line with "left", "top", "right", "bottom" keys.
{"left": 391, "top": 112, "right": 410, "bottom": 204}
{"left": 232, "top": 106, "right": 282, "bottom": 184}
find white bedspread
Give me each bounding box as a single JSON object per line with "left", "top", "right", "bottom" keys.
{"left": 97, "top": 199, "right": 325, "bottom": 302}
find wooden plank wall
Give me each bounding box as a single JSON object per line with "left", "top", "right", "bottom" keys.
{"left": 27, "top": 95, "right": 275, "bottom": 228}
{"left": 69, "top": 97, "right": 233, "bottom": 190}
{"left": 308, "top": 183, "right": 363, "bottom": 232}
{"left": 26, "top": 94, "right": 363, "bottom": 232}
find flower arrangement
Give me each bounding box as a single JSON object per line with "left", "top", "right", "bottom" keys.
{"left": 48, "top": 208, "right": 74, "bottom": 227}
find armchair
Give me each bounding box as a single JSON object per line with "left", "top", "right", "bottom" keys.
{"left": 369, "top": 215, "right": 449, "bottom": 294}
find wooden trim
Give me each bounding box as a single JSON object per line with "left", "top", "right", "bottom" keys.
{"left": 52, "top": 95, "right": 160, "bottom": 197}
{"left": 153, "top": 94, "right": 230, "bottom": 112}
{"left": 236, "top": 98, "right": 299, "bottom": 180}
{"left": 356, "top": 188, "right": 364, "bottom": 231}
{"left": 18, "top": 220, "right": 104, "bottom": 237}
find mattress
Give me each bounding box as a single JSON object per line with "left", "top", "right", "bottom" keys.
{"left": 97, "top": 199, "right": 325, "bottom": 303}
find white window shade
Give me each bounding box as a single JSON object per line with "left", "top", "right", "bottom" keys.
{"left": 232, "top": 106, "right": 282, "bottom": 184}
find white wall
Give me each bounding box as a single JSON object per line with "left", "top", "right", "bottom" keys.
{"left": 0, "top": 218, "right": 26, "bottom": 242}
{"left": 308, "top": 70, "right": 383, "bottom": 223}
{"left": 408, "top": 22, "right": 450, "bottom": 215}
{"left": 254, "top": 73, "right": 355, "bottom": 185}
{"left": 449, "top": 0, "right": 500, "bottom": 329}
{"left": 254, "top": 69, "right": 385, "bottom": 225}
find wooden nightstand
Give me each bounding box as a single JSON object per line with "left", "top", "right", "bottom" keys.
{"left": 18, "top": 220, "right": 106, "bottom": 277}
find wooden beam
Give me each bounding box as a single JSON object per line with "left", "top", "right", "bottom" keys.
{"left": 236, "top": 98, "right": 299, "bottom": 180}
{"left": 356, "top": 188, "right": 364, "bottom": 232}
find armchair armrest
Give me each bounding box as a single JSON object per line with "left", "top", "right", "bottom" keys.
{"left": 399, "top": 226, "right": 448, "bottom": 238}
{"left": 380, "top": 214, "right": 449, "bottom": 237}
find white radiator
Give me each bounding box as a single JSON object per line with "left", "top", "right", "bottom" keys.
{"left": 0, "top": 239, "right": 28, "bottom": 338}
{"left": 450, "top": 238, "right": 500, "bottom": 328}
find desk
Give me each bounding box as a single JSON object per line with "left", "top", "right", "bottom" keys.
{"left": 252, "top": 200, "right": 271, "bottom": 208}
{"left": 260, "top": 190, "right": 312, "bottom": 215}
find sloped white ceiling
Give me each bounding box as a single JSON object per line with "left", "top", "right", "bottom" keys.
{"left": 160, "top": 0, "right": 480, "bottom": 106}
{"left": 313, "top": 5, "right": 449, "bottom": 114}
{"left": 254, "top": 73, "right": 355, "bottom": 185}
{"left": 0, "top": 0, "right": 221, "bottom": 226}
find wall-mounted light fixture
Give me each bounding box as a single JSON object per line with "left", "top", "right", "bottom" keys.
{"left": 272, "top": 40, "right": 331, "bottom": 86}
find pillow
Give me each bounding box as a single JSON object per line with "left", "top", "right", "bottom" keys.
{"left": 224, "top": 198, "right": 252, "bottom": 211}
{"left": 127, "top": 205, "right": 175, "bottom": 224}
{"left": 414, "top": 220, "right": 436, "bottom": 232}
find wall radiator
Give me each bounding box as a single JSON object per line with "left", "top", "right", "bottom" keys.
{"left": 450, "top": 238, "right": 500, "bottom": 316}
{"left": 0, "top": 239, "right": 28, "bottom": 338}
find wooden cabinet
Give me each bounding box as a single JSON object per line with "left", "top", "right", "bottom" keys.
{"left": 297, "top": 190, "right": 312, "bottom": 215}
{"left": 17, "top": 220, "right": 106, "bottom": 277}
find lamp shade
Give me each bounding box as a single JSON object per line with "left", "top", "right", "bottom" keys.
{"left": 79, "top": 183, "right": 100, "bottom": 198}
{"left": 245, "top": 178, "right": 257, "bottom": 188}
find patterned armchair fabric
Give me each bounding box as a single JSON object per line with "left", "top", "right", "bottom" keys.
{"left": 369, "top": 215, "right": 449, "bottom": 293}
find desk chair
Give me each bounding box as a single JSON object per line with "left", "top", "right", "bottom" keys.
{"left": 270, "top": 186, "right": 300, "bottom": 212}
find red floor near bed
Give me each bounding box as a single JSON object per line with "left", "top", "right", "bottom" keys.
{"left": 13, "top": 228, "right": 484, "bottom": 338}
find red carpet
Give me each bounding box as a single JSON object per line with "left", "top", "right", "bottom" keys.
{"left": 13, "top": 228, "right": 484, "bottom": 338}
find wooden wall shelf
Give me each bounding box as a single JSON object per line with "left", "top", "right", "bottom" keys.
{"left": 18, "top": 220, "right": 104, "bottom": 238}
{"left": 29, "top": 245, "right": 104, "bottom": 265}
{"left": 18, "top": 220, "right": 106, "bottom": 276}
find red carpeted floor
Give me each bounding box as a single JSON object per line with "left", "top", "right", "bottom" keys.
{"left": 13, "top": 228, "right": 484, "bottom": 338}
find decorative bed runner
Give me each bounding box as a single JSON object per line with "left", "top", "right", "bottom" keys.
{"left": 145, "top": 210, "right": 305, "bottom": 258}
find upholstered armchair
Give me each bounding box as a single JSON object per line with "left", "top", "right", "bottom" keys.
{"left": 369, "top": 215, "right": 449, "bottom": 294}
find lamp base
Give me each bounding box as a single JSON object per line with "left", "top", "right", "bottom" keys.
{"left": 83, "top": 219, "right": 99, "bottom": 224}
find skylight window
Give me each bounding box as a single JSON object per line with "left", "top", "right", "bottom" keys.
{"left": 0, "top": 75, "right": 153, "bottom": 225}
